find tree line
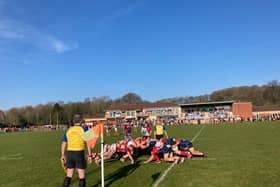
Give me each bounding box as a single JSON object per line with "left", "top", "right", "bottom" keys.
{"left": 1, "top": 81, "right": 279, "bottom": 127}
{"left": 0, "top": 93, "right": 145, "bottom": 127}
{"left": 157, "top": 80, "right": 280, "bottom": 106}
{"left": 210, "top": 80, "right": 280, "bottom": 106}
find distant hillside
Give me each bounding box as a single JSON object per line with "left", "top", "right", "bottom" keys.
{"left": 157, "top": 80, "right": 280, "bottom": 106}
{"left": 210, "top": 80, "right": 280, "bottom": 106}
{"left": 156, "top": 95, "right": 210, "bottom": 104}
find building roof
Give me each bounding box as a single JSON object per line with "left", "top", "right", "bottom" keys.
{"left": 108, "top": 102, "right": 178, "bottom": 111}
{"left": 253, "top": 105, "right": 280, "bottom": 112}
{"left": 179, "top": 101, "right": 235, "bottom": 107}
{"left": 84, "top": 113, "right": 107, "bottom": 122}
{"left": 84, "top": 113, "right": 105, "bottom": 118}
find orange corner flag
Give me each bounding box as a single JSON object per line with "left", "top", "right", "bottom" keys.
{"left": 82, "top": 123, "right": 104, "bottom": 149}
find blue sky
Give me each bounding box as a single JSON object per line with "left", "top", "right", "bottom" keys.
{"left": 1, "top": 0, "right": 280, "bottom": 110}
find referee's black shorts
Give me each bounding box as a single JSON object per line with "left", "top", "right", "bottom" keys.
{"left": 66, "top": 151, "right": 86, "bottom": 169}
{"left": 156, "top": 134, "right": 164, "bottom": 140}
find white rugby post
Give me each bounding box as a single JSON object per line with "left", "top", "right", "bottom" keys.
{"left": 100, "top": 125, "right": 105, "bottom": 187}
{"left": 81, "top": 122, "right": 105, "bottom": 186}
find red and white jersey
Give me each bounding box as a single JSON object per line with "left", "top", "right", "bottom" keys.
{"left": 104, "top": 144, "right": 110, "bottom": 152}
{"left": 116, "top": 142, "right": 128, "bottom": 153}
{"left": 104, "top": 144, "right": 117, "bottom": 154}
{"left": 127, "top": 139, "right": 137, "bottom": 148}
{"left": 141, "top": 137, "right": 149, "bottom": 146}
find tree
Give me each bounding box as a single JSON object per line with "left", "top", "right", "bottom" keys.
{"left": 263, "top": 80, "right": 280, "bottom": 105}
{"left": 0, "top": 110, "right": 6, "bottom": 126}
{"left": 23, "top": 106, "right": 35, "bottom": 125}
{"left": 118, "top": 93, "right": 143, "bottom": 104}
{"left": 6, "top": 108, "right": 20, "bottom": 126}
{"left": 52, "top": 103, "right": 64, "bottom": 130}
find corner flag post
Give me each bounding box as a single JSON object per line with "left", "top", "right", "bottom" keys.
{"left": 81, "top": 122, "right": 105, "bottom": 186}
{"left": 100, "top": 123, "right": 104, "bottom": 187}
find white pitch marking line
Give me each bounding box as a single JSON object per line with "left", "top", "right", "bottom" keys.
{"left": 191, "top": 125, "right": 206, "bottom": 142}
{"left": 1, "top": 153, "right": 22, "bottom": 157}
{"left": 151, "top": 162, "right": 176, "bottom": 187}
{"left": 191, "top": 158, "right": 216, "bottom": 161}
{"left": 0, "top": 153, "right": 23, "bottom": 161}
{"left": 0, "top": 157, "right": 23, "bottom": 160}
{"left": 152, "top": 125, "right": 206, "bottom": 187}
{"left": 8, "top": 153, "right": 22, "bottom": 157}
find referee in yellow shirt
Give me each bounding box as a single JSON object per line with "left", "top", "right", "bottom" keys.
{"left": 60, "top": 115, "right": 92, "bottom": 187}
{"left": 153, "top": 119, "right": 169, "bottom": 140}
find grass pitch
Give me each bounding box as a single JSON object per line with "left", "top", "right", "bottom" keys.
{"left": 0, "top": 122, "right": 280, "bottom": 187}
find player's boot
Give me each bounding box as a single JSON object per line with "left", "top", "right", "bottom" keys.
{"left": 202, "top": 152, "right": 208, "bottom": 157}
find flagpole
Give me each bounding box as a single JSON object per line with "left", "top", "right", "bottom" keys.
{"left": 100, "top": 124, "right": 104, "bottom": 187}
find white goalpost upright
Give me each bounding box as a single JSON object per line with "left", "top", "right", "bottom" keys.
{"left": 100, "top": 128, "right": 105, "bottom": 187}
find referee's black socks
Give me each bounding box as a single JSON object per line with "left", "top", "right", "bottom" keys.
{"left": 62, "top": 177, "right": 71, "bottom": 187}
{"left": 79, "top": 178, "right": 86, "bottom": 187}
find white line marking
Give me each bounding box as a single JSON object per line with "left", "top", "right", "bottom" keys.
{"left": 151, "top": 162, "right": 176, "bottom": 187}
{"left": 191, "top": 125, "right": 206, "bottom": 142}
{"left": 0, "top": 157, "right": 23, "bottom": 160}
{"left": 0, "top": 153, "right": 23, "bottom": 161}
{"left": 8, "top": 153, "right": 22, "bottom": 157}
{"left": 191, "top": 158, "right": 216, "bottom": 161}
{"left": 152, "top": 125, "right": 206, "bottom": 187}
{"left": 1, "top": 153, "right": 22, "bottom": 157}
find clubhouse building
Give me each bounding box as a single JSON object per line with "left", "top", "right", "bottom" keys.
{"left": 85, "top": 101, "right": 257, "bottom": 124}
{"left": 105, "top": 103, "right": 180, "bottom": 121}
{"left": 253, "top": 105, "right": 280, "bottom": 120}
{"left": 179, "top": 101, "right": 252, "bottom": 124}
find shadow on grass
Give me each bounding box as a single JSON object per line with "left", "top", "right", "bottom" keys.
{"left": 151, "top": 172, "right": 161, "bottom": 182}
{"left": 91, "top": 161, "right": 141, "bottom": 187}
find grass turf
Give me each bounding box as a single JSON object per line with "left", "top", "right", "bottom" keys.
{"left": 0, "top": 121, "right": 280, "bottom": 187}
